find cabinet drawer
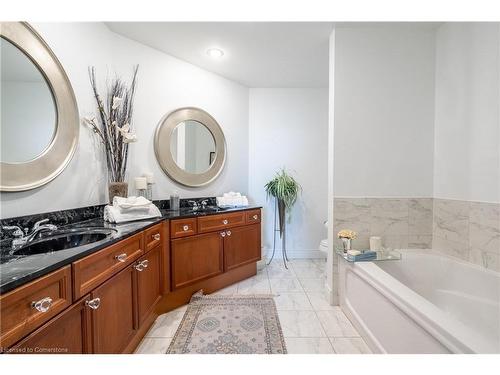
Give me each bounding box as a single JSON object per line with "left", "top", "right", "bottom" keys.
{"left": 144, "top": 223, "right": 163, "bottom": 252}
{"left": 198, "top": 212, "right": 246, "bottom": 233}
{"left": 170, "top": 218, "right": 197, "bottom": 238}
{"left": 72, "top": 233, "right": 143, "bottom": 300}
{"left": 246, "top": 209, "right": 261, "bottom": 224}
{"left": 0, "top": 266, "right": 72, "bottom": 349}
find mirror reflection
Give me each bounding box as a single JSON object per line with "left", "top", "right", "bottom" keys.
{"left": 169, "top": 120, "right": 216, "bottom": 174}
{"left": 0, "top": 37, "right": 56, "bottom": 163}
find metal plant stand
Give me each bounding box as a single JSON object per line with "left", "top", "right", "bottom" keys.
{"left": 267, "top": 199, "right": 289, "bottom": 269}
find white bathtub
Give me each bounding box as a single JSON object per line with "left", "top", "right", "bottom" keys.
{"left": 338, "top": 250, "right": 500, "bottom": 353}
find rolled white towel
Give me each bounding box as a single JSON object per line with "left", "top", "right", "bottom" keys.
{"left": 216, "top": 195, "right": 249, "bottom": 208}
{"left": 104, "top": 204, "right": 161, "bottom": 223}
{"left": 223, "top": 191, "right": 241, "bottom": 198}
{"left": 113, "top": 196, "right": 151, "bottom": 214}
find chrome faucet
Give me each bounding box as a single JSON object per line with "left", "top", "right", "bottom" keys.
{"left": 200, "top": 199, "right": 209, "bottom": 209}
{"left": 25, "top": 219, "right": 58, "bottom": 243}
{"left": 187, "top": 200, "right": 200, "bottom": 211}
{"left": 2, "top": 219, "right": 58, "bottom": 252}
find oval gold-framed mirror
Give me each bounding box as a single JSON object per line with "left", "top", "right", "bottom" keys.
{"left": 0, "top": 22, "right": 79, "bottom": 191}
{"left": 154, "top": 107, "right": 226, "bottom": 187}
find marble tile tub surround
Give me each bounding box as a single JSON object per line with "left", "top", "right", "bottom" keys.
{"left": 433, "top": 199, "right": 500, "bottom": 272}
{"left": 333, "top": 197, "right": 500, "bottom": 271}
{"left": 333, "top": 197, "right": 434, "bottom": 250}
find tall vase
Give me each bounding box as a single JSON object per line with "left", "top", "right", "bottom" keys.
{"left": 108, "top": 182, "right": 128, "bottom": 204}
{"left": 277, "top": 199, "right": 286, "bottom": 239}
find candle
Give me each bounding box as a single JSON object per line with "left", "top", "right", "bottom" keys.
{"left": 143, "top": 172, "right": 155, "bottom": 184}
{"left": 134, "top": 177, "right": 147, "bottom": 190}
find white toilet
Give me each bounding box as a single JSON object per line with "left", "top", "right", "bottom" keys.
{"left": 319, "top": 220, "right": 328, "bottom": 254}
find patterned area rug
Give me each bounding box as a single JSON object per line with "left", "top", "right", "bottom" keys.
{"left": 166, "top": 291, "right": 287, "bottom": 354}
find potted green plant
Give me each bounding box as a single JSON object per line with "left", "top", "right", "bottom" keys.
{"left": 264, "top": 168, "right": 301, "bottom": 238}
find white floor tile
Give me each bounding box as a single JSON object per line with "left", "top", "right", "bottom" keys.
{"left": 299, "top": 278, "right": 326, "bottom": 292}
{"left": 316, "top": 308, "right": 360, "bottom": 337}
{"left": 306, "top": 291, "right": 335, "bottom": 311}
{"left": 293, "top": 267, "right": 326, "bottom": 279}
{"left": 330, "top": 337, "right": 372, "bottom": 354}
{"left": 285, "top": 338, "right": 334, "bottom": 354}
{"left": 237, "top": 277, "right": 271, "bottom": 294}
{"left": 269, "top": 278, "right": 304, "bottom": 293}
{"left": 135, "top": 337, "right": 172, "bottom": 354}
{"left": 273, "top": 292, "right": 313, "bottom": 310}
{"left": 266, "top": 264, "right": 297, "bottom": 279}
{"left": 211, "top": 284, "right": 239, "bottom": 295}
{"left": 277, "top": 310, "right": 326, "bottom": 337}
{"left": 146, "top": 309, "right": 185, "bottom": 338}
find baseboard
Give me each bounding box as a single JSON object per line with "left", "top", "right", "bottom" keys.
{"left": 263, "top": 248, "right": 326, "bottom": 260}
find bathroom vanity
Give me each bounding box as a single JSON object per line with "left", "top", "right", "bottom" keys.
{"left": 0, "top": 206, "right": 261, "bottom": 354}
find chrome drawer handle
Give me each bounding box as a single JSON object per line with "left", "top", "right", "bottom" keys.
{"left": 141, "top": 260, "right": 149, "bottom": 268}
{"left": 85, "top": 298, "right": 101, "bottom": 310}
{"left": 226, "top": 230, "right": 231, "bottom": 236}
{"left": 253, "top": 215, "right": 258, "bottom": 220}
{"left": 153, "top": 233, "right": 161, "bottom": 241}
{"left": 183, "top": 225, "right": 189, "bottom": 231}
{"left": 115, "top": 253, "right": 127, "bottom": 262}
{"left": 32, "top": 297, "right": 53, "bottom": 313}
{"left": 220, "top": 232, "right": 226, "bottom": 237}
{"left": 222, "top": 219, "right": 228, "bottom": 225}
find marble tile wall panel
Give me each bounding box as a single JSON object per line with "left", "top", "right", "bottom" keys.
{"left": 333, "top": 197, "right": 434, "bottom": 250}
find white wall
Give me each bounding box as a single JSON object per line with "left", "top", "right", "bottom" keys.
{"left": 333, "top": 26, "right": 436, "bottom": 198}
{"left": 434, "top": 23, "right": 500, "bottom": 203}
{"left": 0, "top": 22, "right": 249, "bottom": 218}
{"left": 248, "top": 88, "right": 329, "bottom": 257}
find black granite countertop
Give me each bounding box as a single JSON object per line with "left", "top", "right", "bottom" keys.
{"left": 0, "top": 205, "right": 261, "bottom": 294}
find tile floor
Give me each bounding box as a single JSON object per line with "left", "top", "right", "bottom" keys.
{"left": 135, "top": 259, "right": 372, "bottom": 354}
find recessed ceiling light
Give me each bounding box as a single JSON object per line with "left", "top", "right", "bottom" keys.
{"left": 206, "top": 48, "right": 224, "bottom": 59}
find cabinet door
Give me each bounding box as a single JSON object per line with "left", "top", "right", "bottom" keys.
{"left": 224, "top": 224, "right": 261, "bottom": 271}
{"left": 171, "top": 232, "right": 224, "bottom": 289}
{"left": 136, "top": 245, "right": 162, "bottom": 325}
{"left": 12, "top": 296, "right": 92, "bottom": 354}
{"left": 90, "top": 265, "right": 137, "bottom": 354}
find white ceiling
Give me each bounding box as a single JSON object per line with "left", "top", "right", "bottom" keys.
{"left": 105, "top": 22, "right": 333, "bottom": 88}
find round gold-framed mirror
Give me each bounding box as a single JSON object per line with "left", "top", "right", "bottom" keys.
{"left": 154, "top": 107, "right": 226, "bottom": 187}
{"left": 0, "top": 22, "right": 79, "bottom": 191}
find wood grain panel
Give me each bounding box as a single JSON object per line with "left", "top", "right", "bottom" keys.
{"left": 0, "top": 266, "right": 72, "bottom": 349}
{"left": 224, "top": 224, "right": 261, "bottom": 271}
{"left": 197, "top": 211, "right": 246, "bottom": 233}
{"left": 171, "top": 232, "right": 224, "bottom": 289}
{"left": 72, "top": 232, "right": 143, "bottom": 300}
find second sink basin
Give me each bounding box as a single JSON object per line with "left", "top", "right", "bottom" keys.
{"left": 14, "top": 228, "right": 117, "bottom": 256}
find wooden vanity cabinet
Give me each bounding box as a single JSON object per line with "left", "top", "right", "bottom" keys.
{"left": 90, "top": 264, "right": 137, "bottom": 354}
{"left": 169, "top": 209, "right": 262, "bottom": 290}
{"left": 136, "top": 245, "right": 162, "bottom": 325}
{"left": 12, "top": 295, "right": 92, "bottom": 354}
{"left": 171, "top": 232, "right": 224, "bottom": 290}
{"left": 1, "top": 221, "right": 169, "bottom": 354}
{"left": 224, "top": 224, "right": 261, "bottom": 271}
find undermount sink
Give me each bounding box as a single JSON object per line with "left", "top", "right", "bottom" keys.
{"left": 12, "top": 228, "right": 117, "bottom": 256}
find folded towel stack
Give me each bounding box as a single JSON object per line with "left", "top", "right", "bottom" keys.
{"left": 216, "top": 191, "right": 249, "bottom": 208}
{"left": 104, "top": 196, "right": 161, "bottom": 223}
{"left": 346, "top": 250, "right": 377, "bottom": 262}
